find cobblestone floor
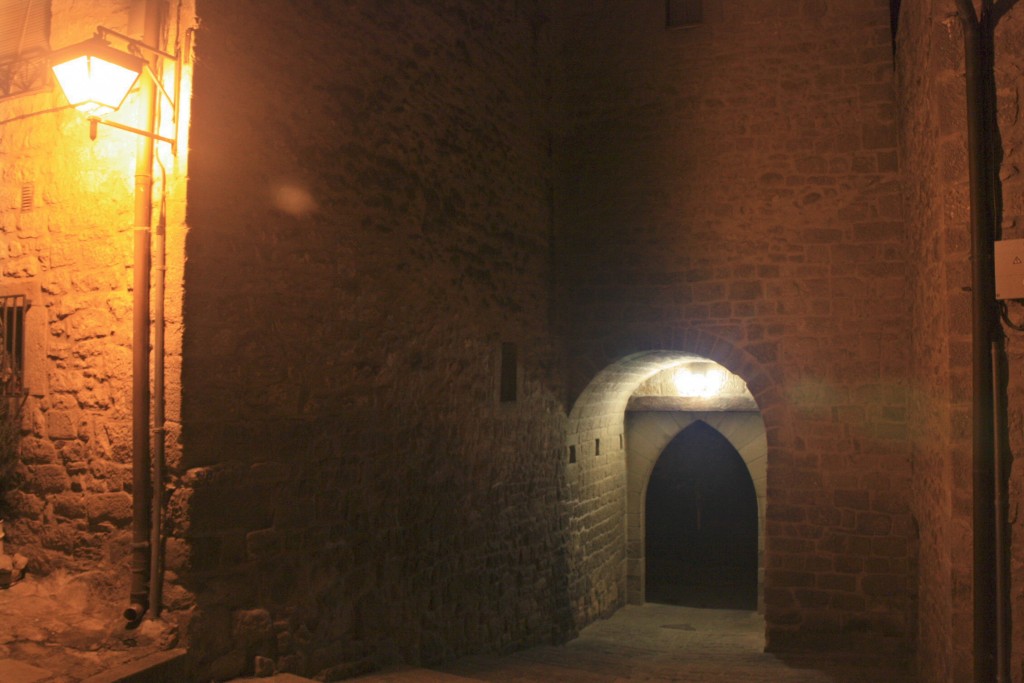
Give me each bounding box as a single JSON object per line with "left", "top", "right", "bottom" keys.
{"left": 350, "top": 604, "right": 917, "bottom": 683}
{"left": 1, "top": 574, "right": 916, "bottom": 683}
{"left": 0, "top": 571, "right": 178, "bottom": 683}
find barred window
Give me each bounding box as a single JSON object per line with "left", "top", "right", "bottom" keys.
{"left": 0, "top": 0, "right": 52, "bottom": 99}
{"left": 0, "top": 295, "right": 27, "bottom": 397}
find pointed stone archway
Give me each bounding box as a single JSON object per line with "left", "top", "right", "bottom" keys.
{"left": 636, "top": 416, "right": 763, "bottom": 610}
{"left": 563, "top": 334, "right": 777, "bottom": 630}
{"left": 623, "top": 360, "right": 766, "bottom": 609}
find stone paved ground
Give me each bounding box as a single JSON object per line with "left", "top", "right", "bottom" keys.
{"left": 349, "top": 604, "right": 917, "bottom": 683}
{"left": 1, "top": 577, "right": 917, "bottom": 683}
{"left": 0, "top": 571, "right": 178, "bottom": 683}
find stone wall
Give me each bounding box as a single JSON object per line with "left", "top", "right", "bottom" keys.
{"left": 894, "top": 2, "right": 970, "bottom": 679}
{"left": 553, "top": 0, "right": 916, "bottom": 653}
{"left": 561, "top": 354, "right": 675, "bottom": 630}
{"left": 898, "top": 1, "right": 1024, "bottom": 680}
{"left": 0, "top": 0, "right": 189, "bottom": 604}
{"left": 178, "top": 1, "right": 572, "bottom": 678}
{"left": 999, "top": 6, "right": 1024, "bottom": 679}
{"left": 18, "top": 0, "right": 1024, "bottom": 677}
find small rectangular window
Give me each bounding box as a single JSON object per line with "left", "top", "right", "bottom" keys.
{"left": 499, "top": 342, "right": 518, "bottom": 403}
{"left": 0, "top": 295, "right": 27, "bottom": 397}
{"left": 667, "top": 0, "right": 702, "bottom": 28}
{"left": 568, "top": 445, "right": 576, "bottom": 464}
{"left": 595, "top": 438, "right": 601, "bottom": 456}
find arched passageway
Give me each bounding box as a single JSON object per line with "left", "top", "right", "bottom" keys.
{"left": 644, "top": 420, "right": 758, "bottom": 610}
{"left": 563, "top": 341, "right": 772, "bottom": 629}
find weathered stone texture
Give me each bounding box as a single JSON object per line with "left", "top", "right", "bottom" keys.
{"left": 181, "top": 1, "right": 569, "bottom": 678}
{"left": 12, "top": 0, "right": 1024, "bottom": 679}
{"left": 894, "top": 1, "right": 1024, "bottom": 680}
{"left": 0, "top": 0, "right": 189, "bottom": 586}
{"left": 993, "top": 8, "right": 1024, "bottom": 682}
{"left": 553, "top": 0, "right": 914, "bottom": 653}
{"left": 895, "top": 4, "right": 966, "bottom": 680}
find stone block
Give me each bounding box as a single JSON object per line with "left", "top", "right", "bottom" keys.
{"left": 19, "top": 438, "right": 57, "bottom": 464}
{"left": 45, "top": 411, "right": 79, "bottom": 441}
{"left": 817, "top": 573, "right": 856, "bottom": 592}
{"left": 39, "top": 524, "right": 76, "bottom": 553}
{"left": 207, "top": 650, "right": 246, "bottom": 682}
{"left": 855, "top": 512, "right": 892, "bottom": 536}
{"left": 190, "top": 484, "right": 274, "bottom": 533}
{"left": 28, "top": 464, "right": 70, "bottom": 494}
{"left": 233, "top": 608, "right": 274, "bottom": 652}
{"left": 862, "top": 574, "right": 904, "bottom": 597}
{"left": 834, "top": 489, "right": 870, "bottom": 510}
{"left": 85, "top": 492, "right": 132, "bottom": 526}
{"left": 872, "top": 537, "right": 908, "bottom": 559}
{"left": 246, "top": 528, "right": 282, "bottom": 560}
{"left": 51, "top": 492, "right": 86, "bottom": 519}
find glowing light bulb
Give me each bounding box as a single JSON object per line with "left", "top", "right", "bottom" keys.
{"left": 673, "top": 367, "right": 726, "bottom": 398}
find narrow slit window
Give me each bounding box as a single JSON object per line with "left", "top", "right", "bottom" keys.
{"left": 667, "top": 0, "right": 703, "bottom": 28}
{"left": 0, "top": 295, "right": 27, "bottom": 396}
{"left": 499, "top": 342, "right": 518, "bottom": 403}
{"left": 568, "top": 445, "right": 576, "bottom": 464}
{"left": 595, "top": 438, "right": 601, "bottom": 456}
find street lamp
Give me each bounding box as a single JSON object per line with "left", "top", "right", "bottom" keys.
{"left": 50, "top": 36, "right": 145, "bottom": 116}
{"left": 49, "top": 27, "right": 180, "bottom": 152}
{"left": 48, "top": 17, "right": 184, "bottom": 624}
{"left": 673, "top": 365, "right": 726, "bottom": 398}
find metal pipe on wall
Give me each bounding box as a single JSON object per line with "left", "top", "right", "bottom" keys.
{"left": 151, "top": 198, "right": 166, "bottom": 618}
{"left": 952, "top": 0, "right": 1000, "bottom": 680}
{"left": 993, "top": 332, "right": 1010, "bottom": 681}
{"left": 124, "top": 0, "right": 162, "bottom": 625}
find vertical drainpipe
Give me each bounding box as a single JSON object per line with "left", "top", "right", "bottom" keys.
{"left": 993, "top": 333, "right": 1010, "bottom": 681}
{"left": 151, "top": 147, "right": 167, "bottom": 619}
{"left": 124, "top": 0, "right": 162, "bottom": 624}
{"left": 953, "top": 0, "right": 999, "bottom": 680}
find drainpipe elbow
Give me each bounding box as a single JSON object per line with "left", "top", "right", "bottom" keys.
{"left": 124, "top": 601, "right": 148, "bottom": 624}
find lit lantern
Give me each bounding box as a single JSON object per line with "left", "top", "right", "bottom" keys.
{"left": 674, "top": 366, "right": 726, "bottom": 398}
{"left": 50, "top": 36, "right": 146, "bottom": 116}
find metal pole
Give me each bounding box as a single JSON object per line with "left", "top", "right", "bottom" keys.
{"left": 953, "top": 1, "right": 998, "bottom": 679}
{"left": 993, "top": 331, "right": 1010, "bottom": 682}
{"left": 151, "top": 205, "right": 166, "bottom": 618}
{"left": 124, "top": 0, "right": 161, "bottom": 624}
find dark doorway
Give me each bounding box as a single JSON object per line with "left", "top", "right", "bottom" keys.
{"left": 644, "top": 420, "right": 757, "bottom": 609}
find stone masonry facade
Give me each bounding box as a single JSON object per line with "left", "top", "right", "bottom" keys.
{"left": 899, "top": 1, "right": 1024, "bottom": 681}
{"left": 554, "top": 0, "right": 915, "bottom": 654}
{"left": 897, "top": 2, "right": 973, "bottom": 680}
{"left": 0, "top": 0, "right": 188, "bottom": 593}
{"left": 3, "top": 0, "right": 1024, "bottom": 681}
{"left": 176, "top": 1, "right": 572, "bottom": 678}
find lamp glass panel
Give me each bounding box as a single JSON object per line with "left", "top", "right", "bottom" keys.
{"left": 52, "top": 54, "right": 140, "bottom": 115}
